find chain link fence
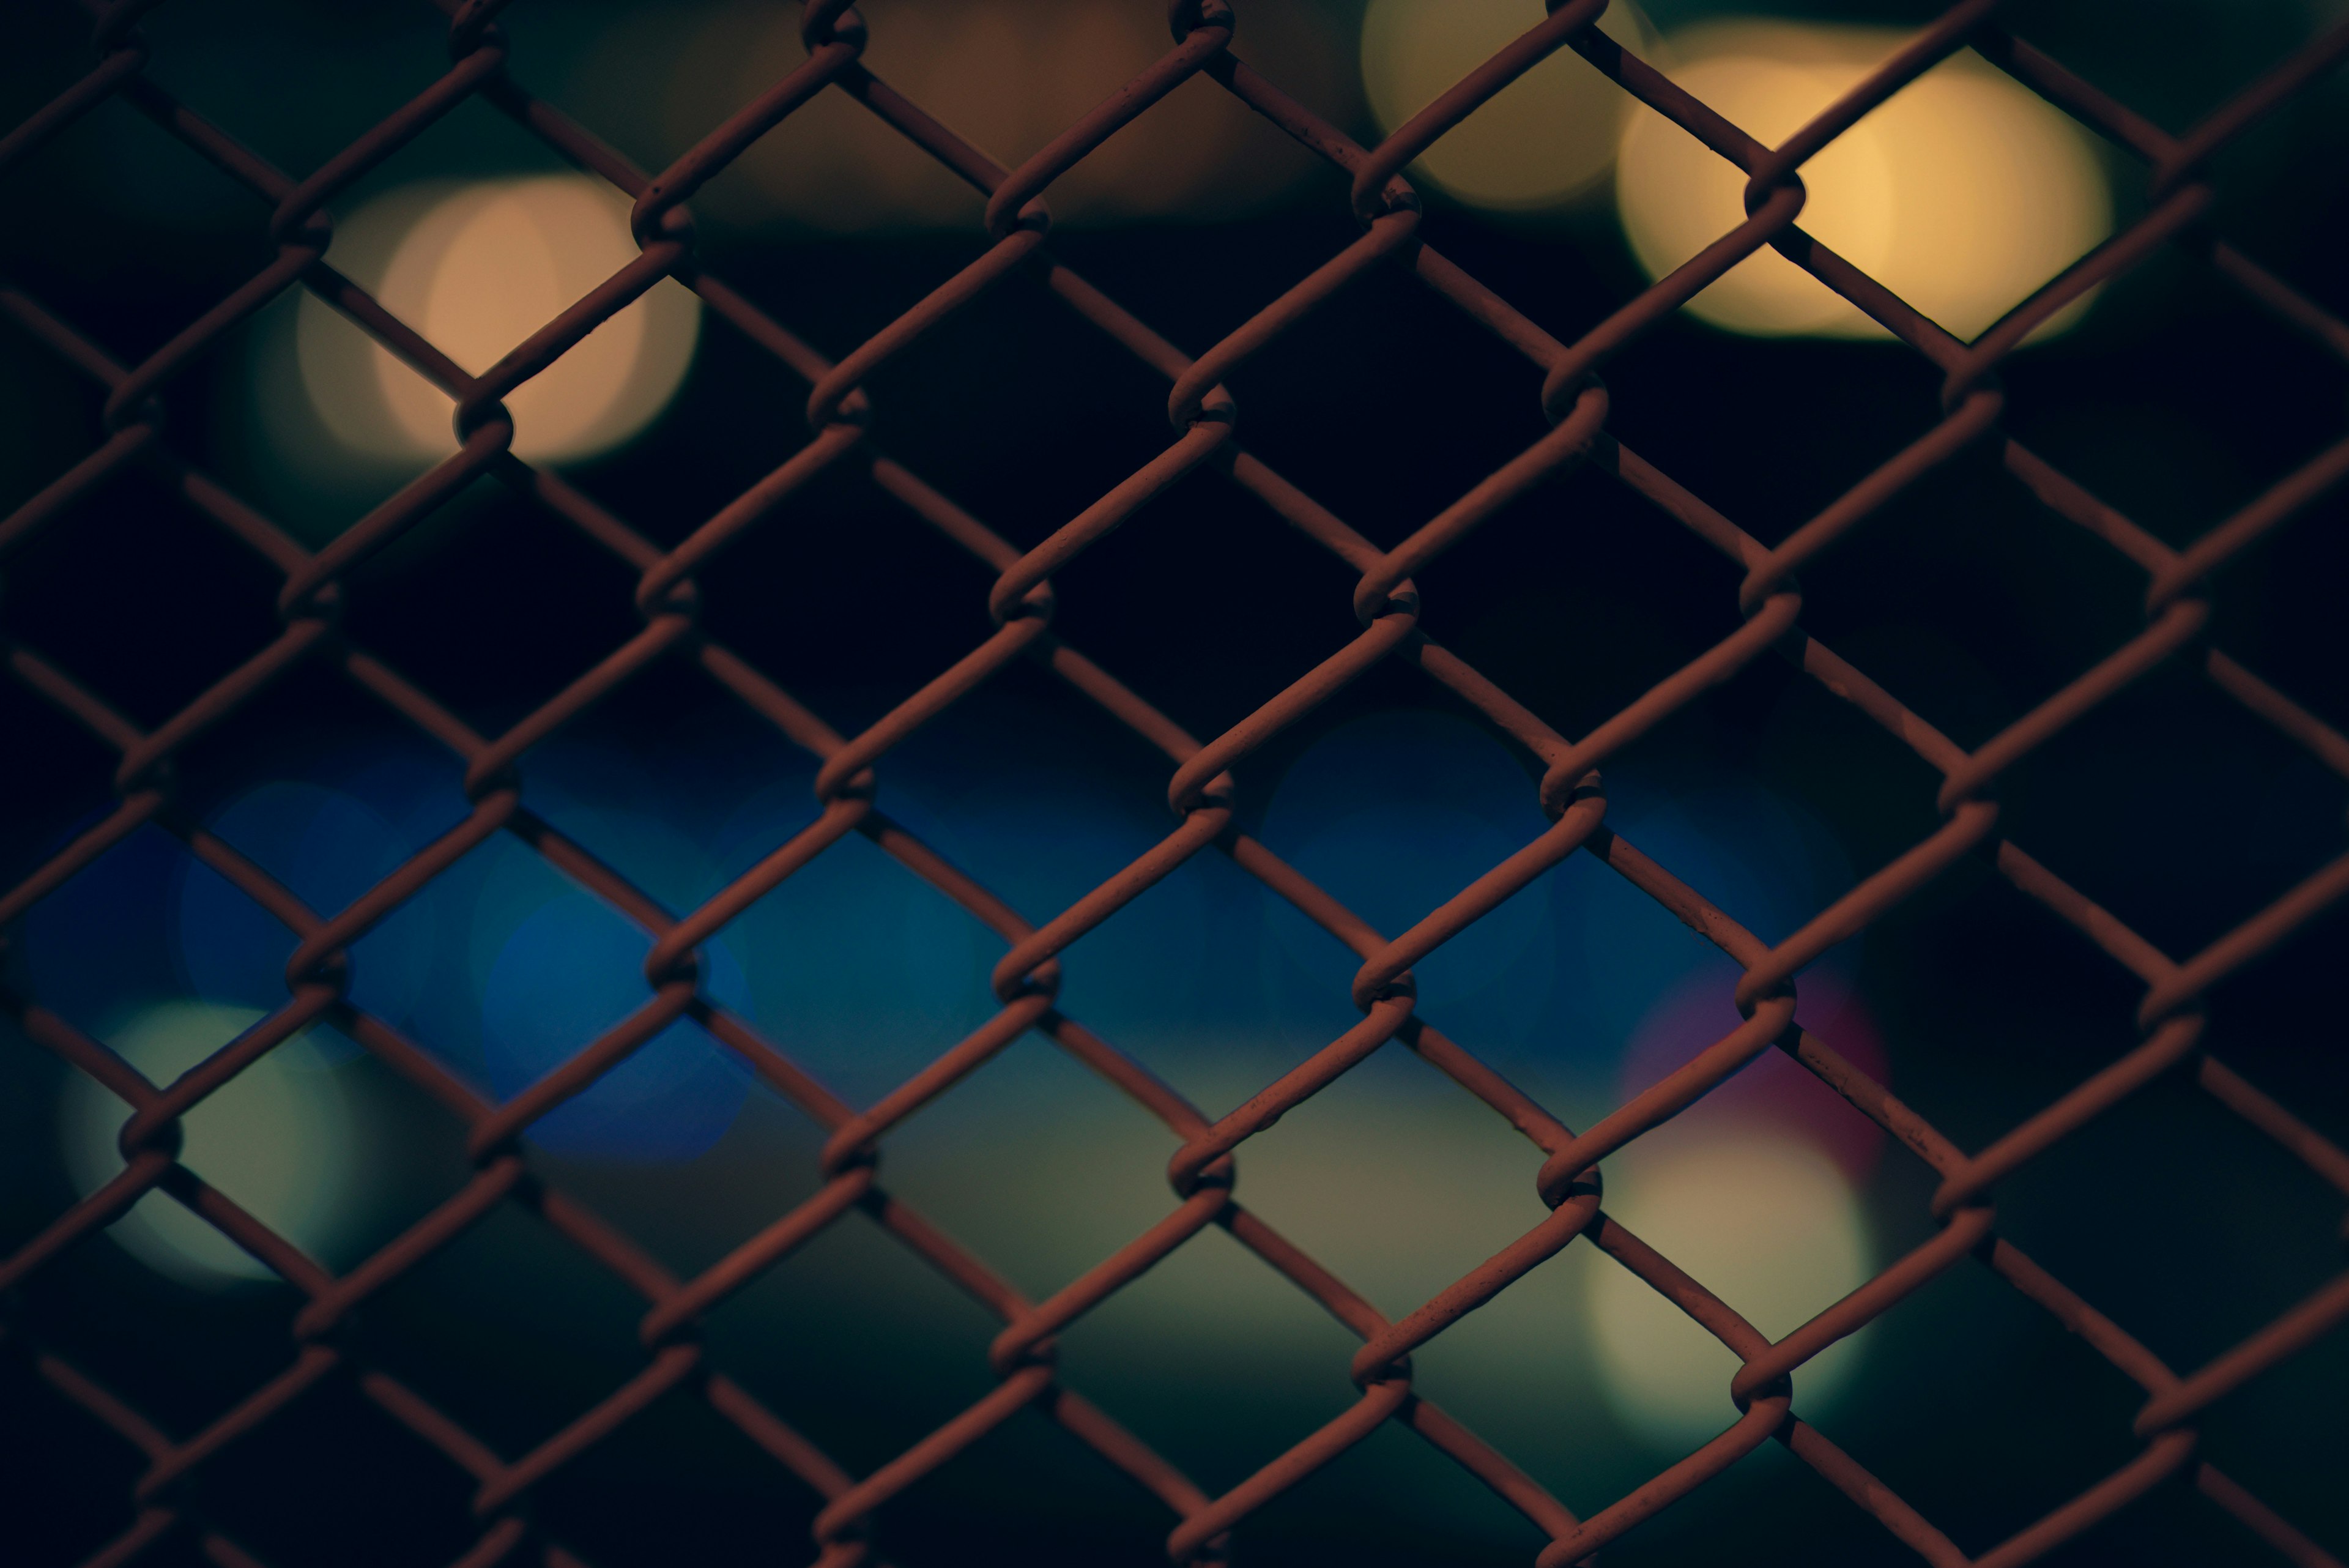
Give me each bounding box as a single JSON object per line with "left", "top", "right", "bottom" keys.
{"left": 3, "top": 0, "right": 2348, "bottom": 1562}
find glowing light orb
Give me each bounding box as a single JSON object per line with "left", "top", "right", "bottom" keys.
{"left": 1619, "top": 972, "right": 1890, "bottom": 1180}
{"left": 59, "top": 1002, "right": 356, "bottom": 1288}
{"left": 297, "top": 175, "right": 699, "bottom": 463}
{"left": 1553, "top": 781, "right": 1854, "bottom": 1061}
{"left": 1261, "top": 712, "right": 1551, "bottom": 1005}
{"left": 482, "top": 893, "right": 752, "bottom": 1162}
{"left": 174, "top": 781, "right": 434, "bottom": 1031}
{"left": 722, "top": 826, "right": 991, "bottom": 1110}
{"left": 657, "top": 0, "right": 1335, "bottom": 230}
{"left": 1360, "top": 0, "right": 1658, "bottom": 211}
{"left": 1586, "top": 1129, "right": 1872, "bottom": 1448}
{"left": 1615, "top": 23, "right": 2110, "bottom": 340}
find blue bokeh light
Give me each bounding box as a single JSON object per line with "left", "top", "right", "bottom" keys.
{"left": 1259, "top": 710, "right": 1553, "bottom": 1021}
{"left": 726, "top": 827, "right": 994, "bottom": 1110}
{"left": 482, "top": 892, "right": 754, "bottom": 1162}
{"left": 915, "top": 760, "right": 1217, "bottom": 1051}
{"left": 1553, "top": 776, "right": 1858, "bottom": 1063}
{"left": 20, "top": 822, "right": 184, "bottom": 1027}
{"left": 175, "top": 781, "right": 436, "bottom": 1035}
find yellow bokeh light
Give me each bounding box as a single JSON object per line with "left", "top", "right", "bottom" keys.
{"left": 1584, "top": 1129, "right": 1871, "bottom": 1449}
{"left": 1360, "top": 0, "right": 1658, "bottom": 212}
{"left": 59, "top": 1002, "right": 357, "bottom": 1289}
{"left": 1616, "top": 23, "right": 2111, "bottom": 340}
{"left": 297, "top": 175, "right": 699, "bottom": 463}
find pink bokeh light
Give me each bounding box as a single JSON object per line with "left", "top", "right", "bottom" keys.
{"left": 1616, "top": 965, "right": 1890, "bottom": 1181}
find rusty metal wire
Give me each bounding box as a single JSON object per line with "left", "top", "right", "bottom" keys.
{"left": 2, "top": 0, "right": 2347, "bottom": 1562}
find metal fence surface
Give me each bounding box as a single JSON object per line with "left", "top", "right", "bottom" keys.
{"left": 4, "top": 0, "right": 2348, "bottom": 1564}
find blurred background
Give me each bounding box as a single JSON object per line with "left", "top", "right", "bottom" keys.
{"left": 2, "top": 0, "right": 2347, "bottom": 1564}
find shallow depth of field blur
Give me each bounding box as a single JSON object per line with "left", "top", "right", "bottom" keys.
{"left": 2, "top": 1, "right": 2347, "bottom": 1565}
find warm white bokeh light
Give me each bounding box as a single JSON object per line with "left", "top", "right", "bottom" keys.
{"left": 59, "top": 1002, "right": 357, "bottom": 1288}
{"left": 1361, "top": 0, "right": 1658, "bottom": 211}
{"left": 1585, "top": 1129, "right": 1872, "bottom": 1449}
{"left": 1616, "top": 23, "right": 2110, "bottom": 340}
{"left": 298, "top": 176, "right": 699, "bottom": 463}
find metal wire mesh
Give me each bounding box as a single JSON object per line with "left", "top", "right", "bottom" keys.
{"left": 3, "top": 0, "right": 2348, "bottom": 1563}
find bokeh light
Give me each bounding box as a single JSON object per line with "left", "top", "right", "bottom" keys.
{"left": 1553, "top": 778, "right": 1855, "bottom": 1066}
{"left": 1360, "top": 0, "right": 1658, "bottom": 212}
{"left": 296, "top": 175, "right": 699, "bottom": 463}
{"left": 58, "top": 1001, "right": 357, "bottom": 1288}
{"left": 1619, "top": 970, "right": 1890, "bottom": 1180}
{"left": 1260, "top": 712, "right": 1552, "bottom": 1012}
{"left": 886, "top": 761, "right": 1219, "bottom": 1056}
{"left": 175, "top": 781, "right": 436, "bottom": 1036}
{"left": 1616, "top": 23, "right": 2111, "bottom": 340}
{"left": 727, "top": 827, "right": 993, "bottom": 1111}
{"left": 482, "top": 893, "right": 753, "bottom": 1163}
{"left": 651, "top": 0, "right": 1342, "bottom": 231}
{"left": 1584, "top": 1128, "right": 1872, "bottom": 1449}
{"left": 20, "top": 822, "right": 185, "bottom": 1028}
